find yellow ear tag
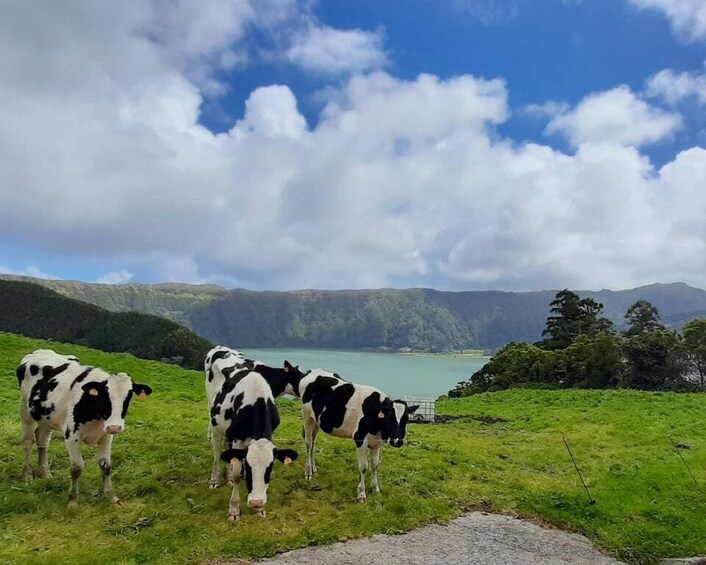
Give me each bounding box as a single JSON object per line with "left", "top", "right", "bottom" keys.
{"left": 284, "top": 456, "right": 292, "bottom": 465}
{"left": 138, "top": 392, "right": 147, "bottom": 400}
{"left": 230, "top": 457, "right": 240, "bottom": 466}
{"left": 378, "top": 411, "right": 385, "bottom": 419}
{"left": 89, "top": 388, "right": 99, "bottom": 396}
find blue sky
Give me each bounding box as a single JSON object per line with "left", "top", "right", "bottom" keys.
{"left": 0, "top": 0, "right": 705, "bottom": 290}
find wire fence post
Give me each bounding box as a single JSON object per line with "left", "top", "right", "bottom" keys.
{"left": 562, "top": 434, "right": 595, "bottom": 505}
{"left": 668, "top": 435, "right": 700, "bottom": 489}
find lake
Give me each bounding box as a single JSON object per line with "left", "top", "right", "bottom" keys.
{"left": 243, "top": 349, "right": 489, "bottom": 398}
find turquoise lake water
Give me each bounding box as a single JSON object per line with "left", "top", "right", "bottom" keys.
{"left": 243, "top": 349, "right": 489, "bottom": 398}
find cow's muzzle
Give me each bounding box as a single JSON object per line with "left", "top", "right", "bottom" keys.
{"left": 390, "top": 438, "right": 404, "bottom": 448}
{"left": 248, "top": 499, "right": 265, "bottom": 509}
{"left": 106, "top": 425, "right": 124, "bottom": 434}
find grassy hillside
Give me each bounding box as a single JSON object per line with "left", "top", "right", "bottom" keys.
{"left": 1, "top": 331, "right": 705, "bottom": 564}
{"left": 5, "top": 275, "right": 706, "bottom": 351}
{"left": 0, "top": 280, "right": 213, "bottom": 369}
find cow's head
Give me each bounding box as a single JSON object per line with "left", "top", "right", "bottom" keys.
{"left": 79, "top": 373, "right": 152, "bottom": 434}
{"left": 378, "top": 399, "right": 418, "bottom": 448}
{"left": 220, "top": 439, "right": 298, "bottom": 511}
{"left": 283, "top": 360, "right": 307, "bottom": 396}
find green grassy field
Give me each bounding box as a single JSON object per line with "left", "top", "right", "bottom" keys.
{"left": 1, "top": 331, "right": 705, "bottom": 564}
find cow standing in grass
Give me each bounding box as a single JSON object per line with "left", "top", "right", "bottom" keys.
{"left": 204, "top": 345, "right": 305, "bottom": 485}
{"left": 17, "top": 349, "right": 152, "bottom": 506}
{"left": 210, "top": 370, "right": 298, "bottom": 520}
{"left": 299, "top": 370, "right": 418, "bottom": 502}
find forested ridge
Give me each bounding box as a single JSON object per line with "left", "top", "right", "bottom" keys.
{"left": 0, "top": 280, "right": 212, "bottom": 369}
{"left": 3, "top": 275, "right": 706, "bottom": 352}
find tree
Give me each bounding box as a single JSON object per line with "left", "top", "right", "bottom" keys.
{"left": 622, "top": 329, "right": 686, "bottom": 390}
{"left": 624, "top": 300, "right": 664, "bottom": 336}
{"left": 683, "top": 319, "right": 706, "bottom": 390}
{"left": 541, "top": 290, "right": 613, "bottom": 350}
{"left": 562, "top": 333, "right": 623, "bottom": 389}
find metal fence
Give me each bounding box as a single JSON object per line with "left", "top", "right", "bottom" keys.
{"left": 402, "top": 396, "right": 436, "bottom": 423}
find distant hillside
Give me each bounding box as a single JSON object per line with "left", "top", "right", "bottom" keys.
{"left": 0, "top": 280, "right": 213, "bottom": 368}
{"left": 3, "top": 275, "right": 706, "bottom": 352}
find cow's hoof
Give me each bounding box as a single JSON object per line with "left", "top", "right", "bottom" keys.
{"left": 209, "top": 482, "right": 221, "bottom": 489}
{"left": 357, "top": 495, "right": 367, "bottom": 503}
{"left": 38, "top": 470, "right": 52, "bottom": 479}
{"left": 228, "top": 513, "right": 240, "bottom": 522}
{"left": 372, "top": 487, "right": 381, "bottom": 494}
{"left": 257, "top": 509, "right": 267, "bottom": 518}
{"left": 109, "top": 495, "right": 121, "bottom": 505}
{"left": 68, "top": 499, "right": 78, "bottom": 509}
{"left": 22, "top": 473, "right": 33, "bottom": 483}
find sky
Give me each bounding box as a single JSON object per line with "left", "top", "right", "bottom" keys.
{"left": 0, "top": 0, "right": 705, "bottom": 291}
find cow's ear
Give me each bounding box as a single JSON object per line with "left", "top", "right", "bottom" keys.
{"left": 407, "top": 404, "right": 419, "bottom": 415}
{"left": 274, "top": 448, "right": 298, "bottom": 465}
{"left": 133, "top": 383, "right": 153, "bottom": 399}
{"left": 284, "top": 360, "right": 293, "bottom": 373}
{"left": 221, "top": 448, "right": 248, "bottom": 464}
{"left": 81, "top": 382, "right": 101, "bottom": 397}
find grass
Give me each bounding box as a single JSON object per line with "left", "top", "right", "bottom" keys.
{"left": 1, "top": 331, "right": 705, "bottom": 564}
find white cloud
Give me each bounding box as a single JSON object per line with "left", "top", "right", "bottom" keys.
{"left": 646, "top": 66, "right": 706, "bottom": 104}
{"left": 1, "top": 2, "right": 706, "bottom": 293}
{"left": 0, "top": 266, "right": 59, "bottom": 280}
{"left": 522, "top": 100, "right": 570, "bottom": 118}
{"left": 231, "top": 85, "right": 307, "bottom": 139}
{"left": 546, "top": 86, "right": 682, "bottom": 147}
{"left": 628, "top": 0, "right": 706, "bottom": 41}
{"left": 95, "top": 270, "right": 135, "bottom": 285}
{"left": 287, "top": 24, "right": 387, "bottom": 75}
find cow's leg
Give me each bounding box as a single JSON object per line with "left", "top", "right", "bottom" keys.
{"left": 227, "top": 462, "right": 242, "bottom": 521}
{"left": 303, "top": 414, "right": 319, "bottom": 481}
{"left": 35, "top": 426, "right": 53, "bottom": 479}
{"left": 96, "top": 433, "right": 119, "bottom": 503}
{"left": 20, "top": 410, "right": 37, "bottom": 481}
{"left": 209, "top": 429, "right": 226, "bottom": 488}
{"left": 370, "top": 443, "right": 382, "bottom": 494}
{"left": 65, "top": 433, "right": 84, "bottom": 507}
{"left": 355, "top": 441, "right": 368, "bottom": 502}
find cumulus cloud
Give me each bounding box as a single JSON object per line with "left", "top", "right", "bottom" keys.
{"left": 545, "top": 86, "right": 682, "bottom": 147}
{"left": 231, "top": 85, "right": 307, "bottom": 139}
{"left": 628, "top": 0, "right": 706, "bottom": 41}
{"left": 286, "top": 25, "right": 387, "bottom": 75}
{"left": 0, "top": 1, "right": 706, "bottom": 292}
{"left": 95, "top": 270, "right": 135, "bottom": 285}
{"left": 0, "top": 266, "right": 59, "bottom": 280}
{"left": 646, "top": 66, "right": 706, "bottom": 105}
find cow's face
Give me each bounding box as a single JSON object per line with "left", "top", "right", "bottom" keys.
{"left": 283, "top": 360, "right": 307, "bottom": 396}
{"left": 221, "top": 440, "right": 298, "bottom": 510}
{"left": 383, "top": 400, "right": 418, "bottom": 448}
{"left": 79, "top": 373, "right": 152, "bottom": 434}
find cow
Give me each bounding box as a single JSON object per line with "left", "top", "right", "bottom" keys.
{"left": 299, "top": 370, "right": 418, "bottom": 502}
{"left": 210, "top": 370, "right": 298, "bottom": 521}
{"left": 204, "top": 345, "right": 306, "bottom": 481}
{"left": 17, "top": 349, "right": 153, "bottom": 506}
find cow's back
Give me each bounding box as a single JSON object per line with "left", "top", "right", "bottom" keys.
{"left": 205, "top": 346, "right": 250, "bottom": 407}
{"left": 212, "top": 372, "right": 280, "bottom": 443}
{"left": 18, "top": 350, "right": 85, "bottom": 429}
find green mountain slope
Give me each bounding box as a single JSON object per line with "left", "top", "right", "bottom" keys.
{"left": 3, "top": 275, "right": 706, "bottom": 351}
{"left": 0, "top": 280, "right": 213, "bottom": 368}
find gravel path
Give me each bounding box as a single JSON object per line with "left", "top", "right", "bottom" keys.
{"left": 254, "top": 512, "right": 624, "bottom": 565}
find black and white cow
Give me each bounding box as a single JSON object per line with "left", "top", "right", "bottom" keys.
{"left": 204, "top": 345, "right": 305, "bottom": 466}
{"left": 17, "top": 349, "right": 153, "bottom": 506}
{"left": 210, "top": 370, "right": 298, "bottom": 520}
{"left": 204, "top": 345, "right": 304, "bottom": 405}
{"left": 299, "top": 370, "right": 418, "bottom": 502}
